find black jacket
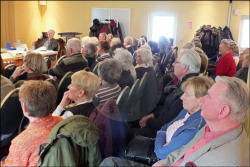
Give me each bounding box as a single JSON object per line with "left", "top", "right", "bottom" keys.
{"left": 146, "top": 73, "right": 199, "bottom": 130}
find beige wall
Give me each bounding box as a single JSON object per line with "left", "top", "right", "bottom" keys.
{"left": 1, "top": 1, "right": 249, "bottom": 49}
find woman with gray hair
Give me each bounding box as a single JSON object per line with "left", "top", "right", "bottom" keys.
{"left": 135, "top": 47, "right": 161, "bottom": 118}
{"left": 114, "top": 48, "right": 136, "bottom": 89}
{"left": 96, "top": 59, "right": 122, "bottom": 106}
{"left": 212, "top": 39, "right": 236, "bottom": 77}
{"left": 82, "top": 43, "right": 98, "bottom": 71}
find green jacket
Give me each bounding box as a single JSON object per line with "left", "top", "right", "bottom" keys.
{"left": 38, "top": 115, "right": 102, "bottom": 167}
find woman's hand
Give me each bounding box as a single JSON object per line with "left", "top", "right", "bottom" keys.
{"left": 11, "top": 66, "right": 26, "bottom": 79}
{"left": 139, "top": 114, "right": 154, "bottom": 128}
{"left": 59, "top": 91, "right": 71, "bottom": 108}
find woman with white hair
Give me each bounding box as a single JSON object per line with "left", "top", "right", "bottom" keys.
{"left": 134, "top": 47, "right": 161, "bottom": 118}
{"left": 212, "top": 39, "right": 236, "bottom": 77}
{"left": 135, "top": 47, "right": 154, "bottom": 78}
{"left": 114, "top": 48, "right": 136, "bottom": 89}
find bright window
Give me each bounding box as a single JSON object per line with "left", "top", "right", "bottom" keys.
{"left": 151, "top": 16, "right": 175, "bottom": 42}
{"left": 239, "top": 16, "right": 249, "bottom": 48}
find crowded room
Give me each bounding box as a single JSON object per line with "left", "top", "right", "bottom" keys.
{"left": 1, "top": 1, "right": 249, "bottom": 166}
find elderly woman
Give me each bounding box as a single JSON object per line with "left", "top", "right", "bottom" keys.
{"left": 154, "top": 76, "right": 214, "bottom": 159}
{"left": 235, "top": 53, "right": 249, "bottom": 83}
{"left": 114, "top": 48, "right": 136, "bottom": 89}
{"left": 135, "top": 47, "right": 161, "bottom": 117}
{"left": 3, "top": 80, "right": 62, "bottom": 166}
{"left": 10, "top": 52, "right": 48, "bottom": 85}
{"left": 52, "top": 70, "right": 100, "bottom": 119}
{"left": 82, "top": 43, "right": 98, "bottom": 71}
{"left": 194, "top": 47, "right": 208, "bottom": 75}
{"left": 135, "top": 47, "right": 154, "bottom": 78}
{"left": 212, "top": 39, "right": 236, "bottom": 77}
{"left": 96, "top": 59, "right": 122, "bottom": 106}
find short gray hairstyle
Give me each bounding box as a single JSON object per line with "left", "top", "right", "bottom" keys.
{"left": 89, "top": 37, "right": 99, "bottom": 46}
{"left": 215, "top": 76, "right": 249, "bottom": 123}
{"left": 111, "top": 37, "right": 121, "bottom": 47}
{"left": 124, "top": 36, "right": 133, "bottom": 46}
{"left": 135, "top": 47, "right": 153, "bottom": 67}
{"left": 48, "top": 29, "right": 55, "bottom": 35}
{"left": 114, "top": 48, "right": 133, "bottom": 71}
{"left": 97, "top": 59, "right": 122, "bottom": 84}
{"left": 221, "top": 39, "right": 237, "bottom": 51}
{"left": 67, "top": 38, "right": 81, "bottom": 53}
{"left": 180, "top": 48, "right": 201, "bottom": 73}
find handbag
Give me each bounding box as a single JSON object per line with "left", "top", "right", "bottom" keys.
{"left": 125, "top": 135, "right": 159, "bottom": 165}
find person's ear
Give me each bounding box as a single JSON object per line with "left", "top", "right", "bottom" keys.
{"left": 218, "top": 104, "right": 231, "bottom": 119}
{"left": 78, "top": 89, "right": 85, "bottom": 98}
{"left": 21, "top": 101, "right": 28, "bottom": 114}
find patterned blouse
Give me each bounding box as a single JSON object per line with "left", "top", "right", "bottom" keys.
{"left": 2, "top": 115, "right": 62, "bottom": 167}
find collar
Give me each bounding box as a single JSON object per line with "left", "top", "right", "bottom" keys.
{"left": 177, "top": 73, "right": 199, "bottom": 87}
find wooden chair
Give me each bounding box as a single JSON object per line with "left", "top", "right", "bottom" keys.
{"left": 56, "top": 71, "right": 73, "bottom": 105}
{"left": 56, "top": 38, "right": 66, "bottom": 60}
{"left": 92, "top": 62, "right": 99, "bottom": 75}
{"left": 116, "top": 86, "right": 130, "bottom": 121}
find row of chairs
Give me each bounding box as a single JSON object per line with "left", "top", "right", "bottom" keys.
{"left": 116, "top": 72, "right": 149, "bottom": 122}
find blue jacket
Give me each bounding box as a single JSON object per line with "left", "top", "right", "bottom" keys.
{"left": 154, "top": 109, "right": 205, "bottom": 159}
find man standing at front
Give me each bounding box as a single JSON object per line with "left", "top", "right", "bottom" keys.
{"left": 154, "top": 76, "right": 249, "bottom": 166}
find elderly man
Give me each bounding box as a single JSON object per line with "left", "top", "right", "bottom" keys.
{"left": 48, "top": 38, "right": 88, "bottom": 79}
{"left": 154, "top": 76, "right": 249, "bottom": 166}
{"left": 133, "top": 48, "right": 201, "bottom": 138}
{"left": 41, "top": 29, "right": 58, "bottom": 51}
{"left": 2, "top": 80, "right": 63, "bottom": 166}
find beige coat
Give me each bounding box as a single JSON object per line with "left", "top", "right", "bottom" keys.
{"left": 158, "top": 125, "right": 249, "bottom": 166}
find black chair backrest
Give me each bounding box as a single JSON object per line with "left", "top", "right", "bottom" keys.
{"left": 3, "top": 64, "right": 16, "bottom": 78}
{"left": 126, "top": 79, "right": 140, "bottom": 122}
{"left": 56, "top": 71, "right": 73, "bottom": 105}
{"left": 1, "top": 89, "right": 23, "bottom": 135}
{"left": 116, "top": 86, "right": 130, "bottom": 121}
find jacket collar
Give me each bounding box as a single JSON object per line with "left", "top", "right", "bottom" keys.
{"left": 177, "top": 73, "right": 199, "bottom": 88}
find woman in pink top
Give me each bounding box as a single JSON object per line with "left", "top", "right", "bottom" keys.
{"left": 212, "top": 39, "right": 236, "bottom": 77}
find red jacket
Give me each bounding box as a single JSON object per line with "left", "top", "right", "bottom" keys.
{"left": 213, "top": 53, "right": 236, "bottom": 77}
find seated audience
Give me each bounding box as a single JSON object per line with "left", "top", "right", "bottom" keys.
{"left": 154, "top": 76, "right": 249, "bottom": 166}
{"left": 39, "top": 29, "right": 58, "bottom": 51}
{"left": 235, "top": 53, "right": 249, "bottom": 82}
{"left": 99, "top": 32, "right": 107, "bottom": 41}
{"left": 48, "top": 38, "right": 88, "bottom": 79}
{"left": 124, "top": 36, "right": 135, "bottom": 55}
{"left": 96, "top": 59, "right": 122, "bottom": 106}
{"left": 135, "top": 48, "right": 201, "bottom": 138}
{"left": 113, "top": 48, "right": 136, "bottom": 89}
{"left": 52, "top": 70, "right": 100, "bottom": 119}
{"left": 212, "top": 39, "right": 236, "bottom": 77}
{"left": 154, "top": 76, "right": 213, "bottom": 159}
{"left": 2, "top": 80, "right": 63, "bottom": 166}
{"left": 96, "top": 40, "right": 112, "bottom": 62}
{"left": 10, "top": 52, "right": 48, "bottom": 85}
{"left": 0, "top": 56, "right": 14, "bottom": 101}
{"left": 100, "top": 77, "right": 249, "bottom": 167}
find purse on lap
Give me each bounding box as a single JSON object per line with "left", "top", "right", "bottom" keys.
{"left": 125, "top": 135, "right": 159, "bottom": 165}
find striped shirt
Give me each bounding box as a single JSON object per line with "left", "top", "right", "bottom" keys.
{"left": 96, "top": 84, "right": 121, "bottom": 105}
